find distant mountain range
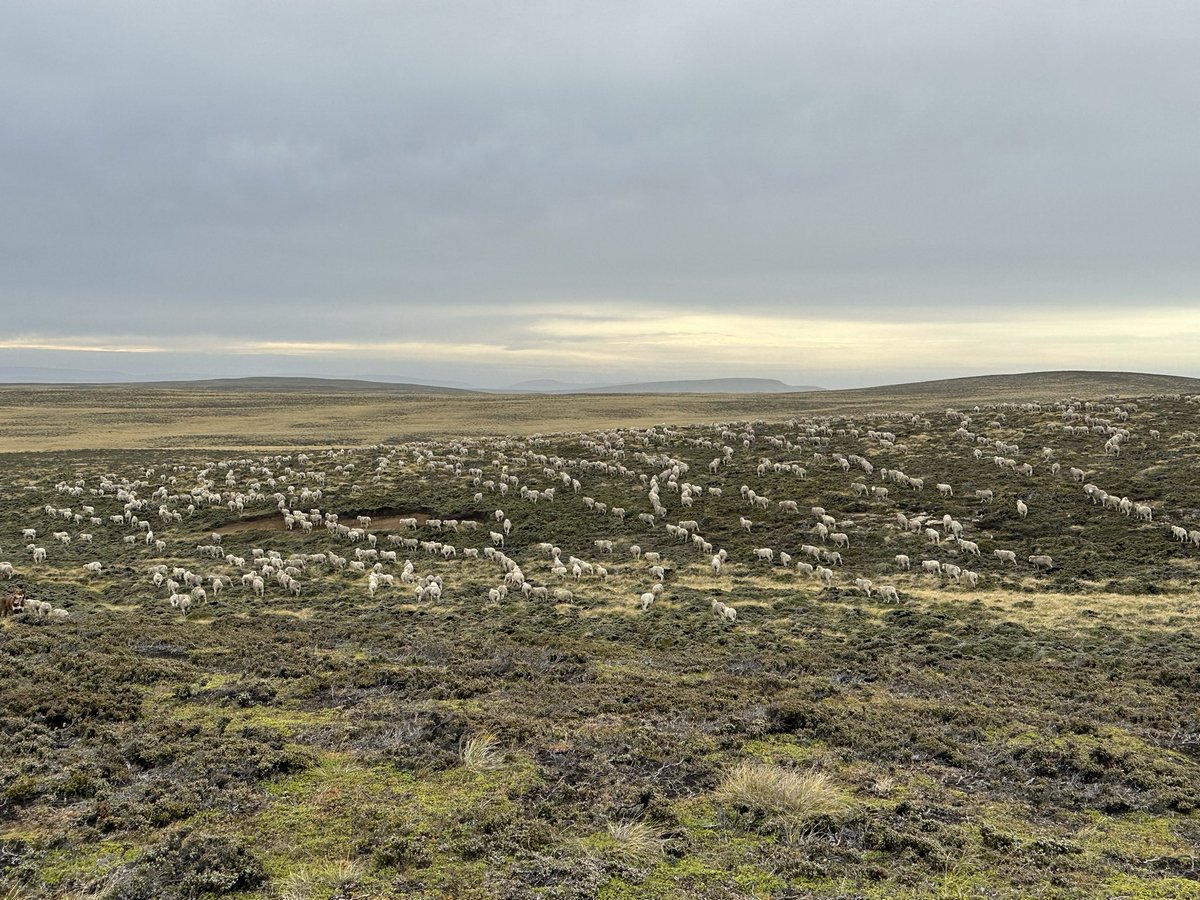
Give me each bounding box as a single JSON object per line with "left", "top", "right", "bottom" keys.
{"left": 0, "top": 370, "right": 825, "bottom": 394}
{"left": 5, "top": 369, "right": 1198, "bottom": 398}
{"left": 561, "top": 379, "right": 825, "bottom": 396}
{"left": 132, "top": 376, "right": 477, "bottom": 395}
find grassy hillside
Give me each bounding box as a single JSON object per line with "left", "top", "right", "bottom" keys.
{"left": 1, "top": 371, "right": 1197, "bottom": 453}
{"left": 1, "top": 386, "right": 1198, "bottom": 897}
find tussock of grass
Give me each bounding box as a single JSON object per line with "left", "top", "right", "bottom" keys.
{"left": 277, "top": 858, "right": 364, "bottom": 900}
{"left": 458, "top": 730, "right": 504, "bottom": 772}
{"left": 605, "top": 821, "right": 665, "bottom": 862}
{"left": 715, "top": 761, "right": 847, "bottom": 824}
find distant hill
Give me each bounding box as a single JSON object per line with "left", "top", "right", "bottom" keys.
{"left": 505, "top": 377, "right": 826, "bottom": 394}
{"left": 835, "top": 370, "right": 1200, "bottom": 402}
{"left": 506, "top": 378, "right": 605, "bottom": 392}
{"left": 554, "top": 378, "right": 824, "bottom": 394}
{"left": 0, "top": 365, "right": 133, "bottom": 383}
{"left": 130, "top": 376, "right": 481, "bottom": 395}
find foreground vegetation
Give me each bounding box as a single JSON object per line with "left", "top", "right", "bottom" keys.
{"left": 1, "top": 382, "right": 1199, "bottom": 898}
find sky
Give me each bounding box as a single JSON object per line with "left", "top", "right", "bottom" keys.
{"left": 2, "top": 1, "right": 1199, "bottom": 388}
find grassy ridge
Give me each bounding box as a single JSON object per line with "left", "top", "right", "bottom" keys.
{"left": 3, "top": 370, "right": 1200, "bottom": 452}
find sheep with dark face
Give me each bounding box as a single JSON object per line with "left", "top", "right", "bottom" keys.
{"left": 2, "top": 587, "right": 26, "bottom": 617}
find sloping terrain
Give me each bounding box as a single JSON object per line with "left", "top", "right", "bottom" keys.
{"left": 1, "top": 384, "right": 1199, "bottom": 897}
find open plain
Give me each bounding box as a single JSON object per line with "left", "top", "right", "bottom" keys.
{"left": 2, "top": 374, "right": 1199, "bottom": 899}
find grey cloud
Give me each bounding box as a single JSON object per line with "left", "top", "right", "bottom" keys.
{"left": 1, "top": 1, "right": 1198, "bottom": 385}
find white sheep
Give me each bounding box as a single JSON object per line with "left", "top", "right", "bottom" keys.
{"left": 957, "top": 539, "right": 981, "bottom": 557}
{"left": 1028, "top": 554, "right": 1054, "bottom": 571}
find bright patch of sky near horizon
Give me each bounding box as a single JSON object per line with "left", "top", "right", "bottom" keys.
{"left": 2, "top": 1, "right": 1198, "bottom": 388}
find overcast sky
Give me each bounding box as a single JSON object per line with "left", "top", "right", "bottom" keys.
{"left": 2, "top": 1, "right": 1199, "bottom": 387}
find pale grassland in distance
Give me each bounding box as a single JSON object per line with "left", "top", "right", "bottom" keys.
{"left": 2, "top": 370, "right": 1199, "bottom": 451}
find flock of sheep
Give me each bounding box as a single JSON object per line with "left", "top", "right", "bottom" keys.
{"left": 2, "top": 392, "right": 1199, "bottom": 627}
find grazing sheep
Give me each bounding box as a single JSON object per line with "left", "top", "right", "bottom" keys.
{"left": 958, "top": 539, "right": 981, "bottom": 557}
{"left": 894, "top": 554, "right": 911, "bottom": 571}
{"left": 1028, "top": 554, "right": 1054, "bottom": 571}
{"left": 1, "top": 587, "right": 26, "bottom": 617}
{"left": 877, "top": 585, "right": 900, "bottom": 603}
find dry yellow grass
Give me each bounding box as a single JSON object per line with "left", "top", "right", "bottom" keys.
{"left": 4, "top": 370, "right": 1193, "bottom": 451}
{"left": 459, "top": 730, "right": 504, "bottom": 772}
{"left": 715, "top": 761, "right": 847, "bottom": 823}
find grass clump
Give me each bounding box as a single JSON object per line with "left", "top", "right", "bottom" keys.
{"left": 715, "top": 761, "right": 847, "bottom": 829}
{"left": 277, "top": 857, "right": 365, "bottom": 900}
{"left": 605, "top": 821, "right": 665, "bottom": 863}
{"left": 458, "top": 729, "right": 504, "bottom": 772}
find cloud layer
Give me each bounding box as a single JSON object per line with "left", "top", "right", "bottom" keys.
{"left": 3, "top": 2, "right": 1198, "bottom": 386}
